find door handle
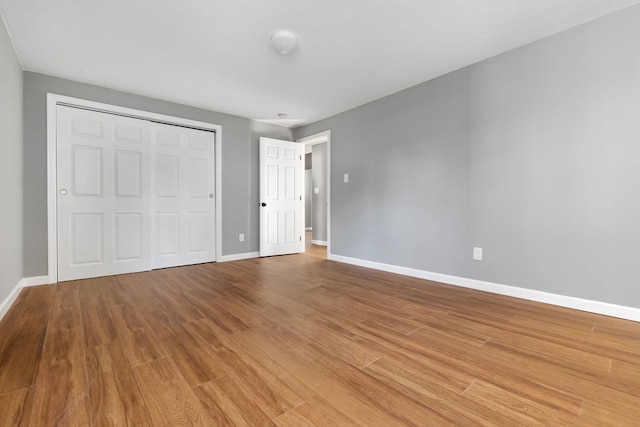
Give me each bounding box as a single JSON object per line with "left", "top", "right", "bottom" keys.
{"left": 261, "top": 203, "right": 267, "bottom": 207}
{"left": 59, "top": 189, "right": 68, "bottom": 195}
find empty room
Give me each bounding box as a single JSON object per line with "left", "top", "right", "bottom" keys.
{"left": 0, "top": 0, "right": 638, "bottom": 425}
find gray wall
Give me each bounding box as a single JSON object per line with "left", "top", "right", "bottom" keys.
{"left": 0, "top": 15, "right": 24, "bottom": 305}
{"left": 294, "top": 5, "right": 640, "bottom": 308}
{"left": 23, "top": 72, "right": 291, "bottom": 277}
{"left": 311, "top": 142, "right": 328, "bottom": 243}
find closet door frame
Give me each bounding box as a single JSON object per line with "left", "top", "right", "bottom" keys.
{"left": 46, "top": 93, "right": 222, "bottom": 284}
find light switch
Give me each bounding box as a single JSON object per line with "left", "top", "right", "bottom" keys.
{"left": 314, "top": 187, "right": 319, "bottom": 194}
{"left": 344, "top": 173, "right": 349, "bottom": 183}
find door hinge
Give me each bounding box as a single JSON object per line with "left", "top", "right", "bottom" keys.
{"left": 299, "top": 195, "right": 302, "bottom": 200}
{"left": 300, "top": 154, "right": 302, "bottom": 160}
{"left": 300, "top": 236, "right": 302, "bottom": 241}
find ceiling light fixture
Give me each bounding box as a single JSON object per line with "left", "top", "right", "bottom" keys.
{"left": 277, "top": 113, "right": 288, "bottom": 119}
{"left": 270, "top": 30, "right": 298, "bottom": 55}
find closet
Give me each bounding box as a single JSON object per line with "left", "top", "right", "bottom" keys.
{"left": 56, "top": 105, "right": 215, "bottom": 281}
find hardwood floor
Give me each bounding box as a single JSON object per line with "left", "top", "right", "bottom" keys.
{"left": 1, "top": 246, "right": 638, "bottom": 426}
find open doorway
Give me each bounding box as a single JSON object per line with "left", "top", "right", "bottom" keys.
{"left": 298, "top": 131, "right": 330, "bottom": 259}
{"left": 305, "top": 230, "right": 326, "bottom": 259}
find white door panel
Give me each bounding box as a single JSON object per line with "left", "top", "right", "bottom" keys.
{"left": 57, "top": 106, "right": 151, "bottom": 281}
{"left": 114, "top": 213, "right": 142, "bottom": 261}
{"left": 151, "top": 123, "right": 215, "bottom": 269}
{"left": 70, "top": 213, "right": 103, "bottom": 264}
{"left": 71, "top": 146, "right": 103, "bottom": 195}
{"left": 189, "top": 158, "right": 208, "bottom": 197}
{"left": 283, "top": 210, "right": 296, "bottom": 244}
{"left": 155, "top": 154, "right": 179, "bottom": 197}
{"left": 156, "top": 212, "right": 180, "bottom": 255}
{"left": 114, "top": 151, "right": 142, "bottom": 197}
{"left": 259, "top": 137, "right": 303, "bottom": 257}
{"left": 188, "top": 212, "right": 209, "bottom": 252}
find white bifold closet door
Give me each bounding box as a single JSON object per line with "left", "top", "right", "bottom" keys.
{"left": 56, "top": 105, "right": 215, "bottom": 282}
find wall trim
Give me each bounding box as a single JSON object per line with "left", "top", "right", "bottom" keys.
{"left": 47, "top": 94, "right": 223, "bottom": 283}
{"left": 0, "top": 280, "right": 23, "bottom": 322}
{"left": 311, "top": 240, "right": 328, "bottom": 247}
{"left": 219, "top": 252, "right": 260, "bottom": 262}
{"left": 22, "top": 275, "right": 50, "bottom": 287}
{"left": 0, "top": 276, "right": 50, "bottom": 322}
{"left": 328, "top": 253, "right": 640, "bottom": 322}
{"left": 297, "top": 130, "right": 331, "bottom": 256}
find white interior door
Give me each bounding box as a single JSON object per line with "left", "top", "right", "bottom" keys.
{"left": 259, "top": 137, "right": 303, "bottom": 257}
{"left": 57, "top": 105, "right": 151, "bottom": 281}
{"left": 151, "top": 123, "right": 216, "bottom": 268}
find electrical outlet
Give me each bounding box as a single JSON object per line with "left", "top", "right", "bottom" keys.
{"left": 473, "top": 247, "right": 483, "bottom": 261}
{"left": 239, "top": 233, "right": 244, "bottom": 242}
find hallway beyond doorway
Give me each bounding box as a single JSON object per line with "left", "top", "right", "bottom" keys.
{"left": 305, "top": 230, "right": 326, "bottom": 259}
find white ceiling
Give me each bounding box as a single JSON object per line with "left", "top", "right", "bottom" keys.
{"left": 1, "top": 0, "right": 637, "bottom": 128}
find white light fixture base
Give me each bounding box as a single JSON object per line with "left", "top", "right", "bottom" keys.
{"left": 270, "top": 30, "right": 298, "bottom": 55}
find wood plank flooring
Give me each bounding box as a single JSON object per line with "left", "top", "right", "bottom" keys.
{"left": 1, "top": 241, "right": 639, "bottom": 425}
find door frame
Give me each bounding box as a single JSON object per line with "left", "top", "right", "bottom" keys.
{"left": 46, "top": 93, "right": 223, "bottom": 283}
{"left": 297, "top": 130, "right": 331, "bottom": 256}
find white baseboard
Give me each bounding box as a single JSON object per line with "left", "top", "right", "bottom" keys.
{"left": 311, "top": 240, "right": 327, "bottom": 246}
{"left": 0, "top": 280, "right": 24, "bottom": 322}
{"left": 0, "top": 275, "right": 50, "bottom": 322}
{"left": 23, "top": 275, "right": 50, "bottom": 287}
{"left": 328, "top": 254, "right": 640, "bottom": 322}
{"left": 219, "top": 252, "right": 260, "bottom": 262}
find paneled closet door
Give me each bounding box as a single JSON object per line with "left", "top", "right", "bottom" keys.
{"left": 151, "top": 122, "right": 216, "bottom": 269}
{"left": 57, "top": 105, "right": 151, "bottom": 281}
